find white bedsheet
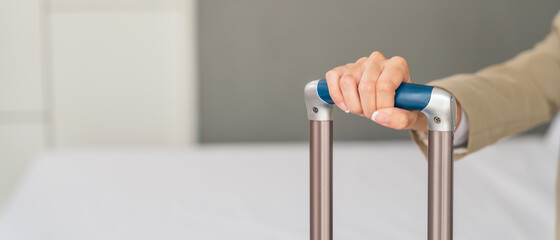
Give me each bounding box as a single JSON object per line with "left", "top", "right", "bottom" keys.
{"left": 0, "top": 137, "right": 556, "bottom": 240}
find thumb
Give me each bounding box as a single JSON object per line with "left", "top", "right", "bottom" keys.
{"left": 371, "top": 107, "right": 418, "bottom": 130}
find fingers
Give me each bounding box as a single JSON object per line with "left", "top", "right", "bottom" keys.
{"left": 325, "top": 64, "right": 351, "bottom": 112}
{"left": 358, "top": 51, "right": 385, "bottom": 118}
{"left": 324, "top": 53, "right": 413, "bottom": 130}
{"left": 376, "top": 56, "right": 411, "bottom": 110}
{"left": 371, "top": 108, "right": 419, "bottom": 130}
{"left": 340, "top": 57, "right": 368, "bottom": 114}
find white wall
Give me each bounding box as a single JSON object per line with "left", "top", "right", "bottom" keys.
{"left": 49, "top": 0, "right": 197, "bottom": 147}
{"left": 0, "top": 0, "right": 197, "bottom": 211}
{"left": 0, "top": 0, "right": 45, "bottom": 211}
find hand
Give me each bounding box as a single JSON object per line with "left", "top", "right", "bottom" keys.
{"left": 325, "top": 51, "right": 428, "bottom": 132}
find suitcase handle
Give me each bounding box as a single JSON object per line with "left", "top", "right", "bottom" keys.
{"left": 304, "top": 79, "right": 457, "bottom": 240}
{"left": 316, "top": 79, "right": 433, "bottom": 111}
{"left": 306, "top": 79, "right": 456, "bottom": 240}
{"left": 307, "top": 79, "right": 455, "bottom": 132}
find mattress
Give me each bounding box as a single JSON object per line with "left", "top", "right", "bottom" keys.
{"left": 0, "top": 136, "right": 556, "bottom": 240}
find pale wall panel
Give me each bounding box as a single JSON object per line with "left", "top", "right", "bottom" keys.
{"left": 0, "top": 0, "right": 43, "bottom": 112}
{"left": 0, "top": 0, "right": 45, "bottom": 213}
{"left": 50, "top": 4, "right": 195, "bottom": 146}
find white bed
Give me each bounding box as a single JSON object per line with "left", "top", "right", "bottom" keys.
{"left": 0, "top": 135, "right": 557, "bottom": 240}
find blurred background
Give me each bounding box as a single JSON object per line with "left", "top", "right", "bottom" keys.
{"left": 1, "top": 0, "right": 560, "bottom": 238}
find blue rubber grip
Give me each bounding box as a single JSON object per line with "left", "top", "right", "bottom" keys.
{"left": 317, "top": 79, "right": 335, "bottom": 104}
{"left": 394, "top": 83, "right": 433, "bottom": 111}
{"left": 317, "top": 79, "right": 433, "bottom": 111}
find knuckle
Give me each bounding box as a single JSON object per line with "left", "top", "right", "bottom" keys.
{"left": 377, "top": 80, "right": 396, "bottom": 93}
{"left": 390, "top": 56, "right": 408, "bottom": 67}
{"left": 357, "top": 57, "right": 368, "bottom": 63}
{"left": 325, "top": 70, "right": 339, "bottom": 79}
{"left": 340, "top": 75, "right": 356, "bottom": 87}
{"left": 341, "top": 71, "right": 360, "bottom": 83}
{"left": 369, "top": 51, "right": 385, "bottom": 60}
{"left": 358, "top": 81, "right": 375, "bottom": 93}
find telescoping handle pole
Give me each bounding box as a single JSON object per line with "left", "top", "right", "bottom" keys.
{"left": 305, "top": 80, "right": 334, "bottom": 240}
{"left": 304, "top": 79, "right": 456, "bottom": 240}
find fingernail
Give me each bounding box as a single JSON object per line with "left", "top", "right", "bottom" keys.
{"left": 358, "top": 113, "right": 366, "bottom": 117}
{"left": 339, "top": 102, "right": 350, "bottom": 113}
{"left": 371, "top": 111, "right": 389, "bottom": 124}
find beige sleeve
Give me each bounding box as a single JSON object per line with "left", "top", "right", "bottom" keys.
{"left": 411, "top": 11, "right": 560, "bottom": 160}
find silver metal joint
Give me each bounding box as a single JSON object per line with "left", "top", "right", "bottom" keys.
{"left": 305, "top": 80, "right": 334, "bottom": 121}
{"left": 421, "top": 88, "right": 457, "bottom": 132}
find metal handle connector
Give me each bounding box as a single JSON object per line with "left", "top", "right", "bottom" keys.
{"left": 421, "top": 88, "right": 457, "bottom": 132}
{"left": 305, "top": 80, "right": 334, "bottom": 121}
